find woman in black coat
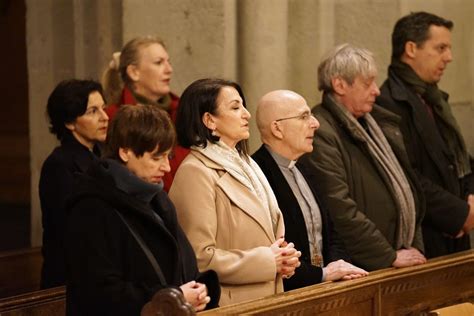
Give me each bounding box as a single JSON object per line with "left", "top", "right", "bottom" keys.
{"left": 39, "top": 79, "right": 109, "bottom": 288}
{"left": 65, "top": 105, "right": 219, "bottom": 316}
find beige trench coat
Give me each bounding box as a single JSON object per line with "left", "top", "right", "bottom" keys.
{"left": 169, "top": 151, "right": 284, "bottom": 306}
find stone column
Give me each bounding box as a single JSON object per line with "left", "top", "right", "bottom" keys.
{"left": 237, "top": 0, "right": 289, "bottom": 151}
{"left": 26, "top": 0, "right": 122, "bottom": 246}
{"left": 27, "top": 0, "right": 75, "bottom": 246}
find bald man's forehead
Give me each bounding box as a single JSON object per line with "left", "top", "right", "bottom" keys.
{"left": 279, "top": 98, "right": 310, "bottom": 115}
{"left": 256, "top": 90, "right": 309, "bottom": 125}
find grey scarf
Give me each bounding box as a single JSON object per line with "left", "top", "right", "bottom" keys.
{"left": 330, "top": 95, "right": 416, "bottom": 248}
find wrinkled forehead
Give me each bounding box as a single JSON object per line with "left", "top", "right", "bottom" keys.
{"left": 289, "top": 100, "right": 311, "bottom": 116}
{"left": 279, "top": 95, "right": 310, "bottom": 116}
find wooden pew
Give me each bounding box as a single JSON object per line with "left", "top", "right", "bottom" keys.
{"left": 200, "top": 250, "right": 474, "bottom": 315}
{"left": 141, "top": 288, "right": 194, "bottom": 316}
{"left": 0, "top": 247, "right": 42, "bottom": 298}
{"left": 0, "top": 287, "right": 65, "bottom": 316}
{"left": 1, "top": 250, "right": 473, "bottom": 315}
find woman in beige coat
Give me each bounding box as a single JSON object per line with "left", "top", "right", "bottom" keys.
{"left": 169, "top": 78, "right": 301, "bottom": 306}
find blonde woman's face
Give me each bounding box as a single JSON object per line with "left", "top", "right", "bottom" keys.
{"left": 133, "top": 43, "right": 173, "bottom": 100}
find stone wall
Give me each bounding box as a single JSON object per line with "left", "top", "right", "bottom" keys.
{"left": 27, "top": 0, "right": 474, "bottom": 246}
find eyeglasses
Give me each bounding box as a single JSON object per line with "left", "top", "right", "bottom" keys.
{"left": 275, "top": 112, "right": 315, "bottom": 122}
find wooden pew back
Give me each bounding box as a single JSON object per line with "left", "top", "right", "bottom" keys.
{"left": 201, "top": 250, "right": 474, "bottom": 315}
{"left": 0, "top": 248, "right": 42, "bottom": 298}
{"left": 1, "top": 250, "right": 473, "bottom": 315}
{"left": 0, "top": 287, "right": 65, "bottom": 316}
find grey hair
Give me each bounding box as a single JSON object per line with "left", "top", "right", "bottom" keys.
{"left": 317, "top": 43, "right": 377, "bottom": 92}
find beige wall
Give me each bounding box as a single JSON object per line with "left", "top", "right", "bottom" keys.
{"left": 27, "top": 0, "right": 474, "bottom": 246}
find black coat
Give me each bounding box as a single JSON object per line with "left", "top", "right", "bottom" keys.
{"left": 252, "top": 145, "right": 349, "bottom": 290}
{"left": 378, "top": 70, "right": 472, "bottom": 257}
{"left": 65, "top": 160, "right": 220, "bottom": 316}
{"left": 39, "top": 134, "right": 100, "bottom": 289}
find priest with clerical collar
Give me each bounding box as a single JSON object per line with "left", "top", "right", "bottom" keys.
{"left": 253, "top": 89, "right": 368, "bottom": 291}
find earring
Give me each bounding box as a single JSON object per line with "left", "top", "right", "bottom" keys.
{"left": 211, "top": 129, "right": 218, "bottom": 137}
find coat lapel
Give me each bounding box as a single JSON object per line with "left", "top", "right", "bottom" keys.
{"left": 192, "top": 150, "right": 277, "bottom": 242}
{"left": 254, "top": 147, "right": 306, "bottom": 234}
{"left": 216, "top": 172, "right": 276, "bottom": 242}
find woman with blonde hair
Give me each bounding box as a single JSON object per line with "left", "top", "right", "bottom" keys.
{"left": 102, "top": 36, "right": 187, "bottom": 191}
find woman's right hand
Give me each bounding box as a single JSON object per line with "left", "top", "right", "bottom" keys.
{"left": 270, "top": 237, "right": 301, "bottom": 278}
{"left": 179, "top": 281, "right": 210, "bottom": 312}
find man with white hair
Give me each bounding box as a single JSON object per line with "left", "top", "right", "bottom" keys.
{"left": 300, "top": 44, "right": 427, "bottom": 271}
{"left": 253, "top": 89, "right": 368, "bottom": 291}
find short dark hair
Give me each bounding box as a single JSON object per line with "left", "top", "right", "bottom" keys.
{"left": 47, "top": 79, "right": 104, "bottom": 141}
{"left": 103, "top": 104, "right": 176, "bottom": 161}
{"left": 176, "top": 78, "right": 249, "bottom": 156}
{"left": 392, "top": 11, "right": 453, "bottom": 60}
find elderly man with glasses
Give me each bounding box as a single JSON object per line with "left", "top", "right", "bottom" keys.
{"left": 299, "top": 44, "right": 427, "bottom": 271}
{"left": 252, "top": 89, "right": 368, "bottom": 291}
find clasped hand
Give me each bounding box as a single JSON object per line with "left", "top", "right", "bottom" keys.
{"left": 270, "top": 237, "right": 302, "bottom": 279}
{"left": 180, "top": 280, "right": 210, "bottom": 312}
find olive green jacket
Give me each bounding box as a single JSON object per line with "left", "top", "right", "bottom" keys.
{"left": 300, "top": 94, "right": 425, "bottom": 271}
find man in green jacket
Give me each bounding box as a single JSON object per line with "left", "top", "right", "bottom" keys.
{"left": 300, "top": 44, "right": 427, "bottom": 271}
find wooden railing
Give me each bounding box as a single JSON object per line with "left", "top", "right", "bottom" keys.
{"left": 201, "top": 249, "right": 474, "bottom": 315}
{"left": 0, "top": 287, "right": 65, "bottom": 316}
{"left": 1, "top": 250, "right": 473, "bottom": 315}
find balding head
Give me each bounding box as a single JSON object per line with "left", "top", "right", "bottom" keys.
{"left": 256, "top": 90, "right": 305, "bottom": 140}
{"left": 256, "top": 90, "right": 319, "bottom": 160}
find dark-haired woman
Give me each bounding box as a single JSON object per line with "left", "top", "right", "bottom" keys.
{"left": 39, "top": 79, "right": 108, "bottom": 289}
{"left": 65, "top": 105, "right": 219, "bottom": 316}
{"left": 169, "top": 78, "right": 301, "bottom": 306}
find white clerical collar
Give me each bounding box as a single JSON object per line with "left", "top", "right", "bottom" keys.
{"left": 265, "top": 144, "right": 297, "bottom": 169}
{"left": 288, "top": 160, "right": 297, "bottom": 169}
